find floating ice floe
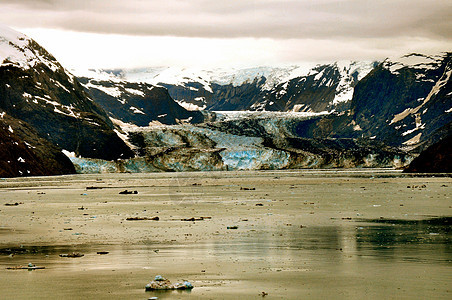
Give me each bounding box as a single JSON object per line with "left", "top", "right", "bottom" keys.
{"left": 145, "top": 275, "right": 194, "bottom": 291}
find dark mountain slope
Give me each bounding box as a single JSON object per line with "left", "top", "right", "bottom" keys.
{"left": 404, "top": 132, "right": 452, "bottom": 173}
{"left": 78, "top": 78, "right": 205, "bottom": 126}
{"left": 350, "top": 53, "right": 452, "bottom": 150}
{"left": 289, "top": 53, "right": 452, "bottom": 153}
{"left": 0, "top": 113, "right": 75, "bottom": 177}
{"left": 0, "top": 25, "right": 134, "bottom": 160}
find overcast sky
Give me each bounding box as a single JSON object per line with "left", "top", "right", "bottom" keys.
{"left": 1, "top": 0, "right": 451, "bottom": 69}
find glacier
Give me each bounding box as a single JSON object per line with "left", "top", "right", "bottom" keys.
{"left": 69, "top": 112, "right": 414, "bottom": 174}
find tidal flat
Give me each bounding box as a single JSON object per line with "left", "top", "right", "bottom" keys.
{"left": 0, "top": 169, "right": 450, "bottom": 299}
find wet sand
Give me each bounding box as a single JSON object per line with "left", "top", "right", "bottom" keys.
{"left": 0, "top": 169, "right": 451, "bottom": 299}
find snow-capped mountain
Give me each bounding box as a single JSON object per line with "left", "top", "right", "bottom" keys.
{"left": 245, "top": 61, "right": 377, "bottom": 112}
{"left": 78, "top": 62, "right": 377, "bottom": 113}
{"left": 295, "top": 52, "right": 451, "bottom": 152}
{"left": 76, "top": 72, "right": 206, "bottom": 127}
{"left": 352, "top": 52, "right": 451, "bottom": 150}
{"left": 0, "top": 24, "right": 134, "bottom": 175}
{"left": 75, "top": 52, "right": 450, "bottom": 153}
{"left": 82, "top": 65, "right": 313, "bottom": 91}
{"left": 1, "top": 23, "right": 449, "bottom": 176}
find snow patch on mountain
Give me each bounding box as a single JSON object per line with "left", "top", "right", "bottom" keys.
{"left": 22, "top": 91, "right": 82, "bottom": 119}
{"left": 62, "top": 149, "right": 77, "bottom": 158}
{"left": 0, "top": 24, "right": 60, "bottom": 71}
{"left": 390, "top": 63, "right": 452, "bottom": 125}
{"left": 332, "top": 61, "right": 376, "bottom": 105}
{"left": 151, "top": 68, "right": 214, "bottom": 93}
{"left": 210, "top": 65, "right": 314, "bottom": 90}
{"left": 383, "top": 53, "right": 445, "bottom": 75}
{"left": 72, "top": 68, "right": 123, "bottom": 83}
{"left": 175, "top": 100, "right": 206, "bottom": 111}
{"left": 124, "top": 88, "right": 145, "bottom": 97}
{"left": 129, "top": 106, "right": 145, "bottom": 114}
{"left": 84, "top": 81, "right": 122, "bottom": 98}
{"left": 53, "top": 80, "right": 71, "bottom": 93}
{"left": 403, "top": 132, "right": 422, "bottom": 146}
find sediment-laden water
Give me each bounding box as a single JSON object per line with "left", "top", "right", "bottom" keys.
{"left": 0, "top": 169, "right": 450, "bottom": 299}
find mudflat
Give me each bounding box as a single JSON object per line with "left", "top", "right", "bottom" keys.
{"left": 0, "top": 169, "right": 450, "bottom": 299}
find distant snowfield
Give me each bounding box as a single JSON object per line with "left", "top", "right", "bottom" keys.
{"left": 72, "top": 60, "right": 377, "bottom": 114}
{"left": 72, "top": 61, "right": 373, "bottom": 91}
{"left": 73, "top": 65, "right": 314, "bottom": 88}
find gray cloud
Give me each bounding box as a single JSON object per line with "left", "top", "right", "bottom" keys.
{"left": 1, "top": 0, "right": 450, "bottom": 68}
{"left": 1, "top": 0, "right": 451, "bottom": 40}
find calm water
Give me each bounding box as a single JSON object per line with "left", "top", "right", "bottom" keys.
{"left": 1, "top": 218, "right": 450, "bottom": 299}
{"left": 0, "top": 170, "right": 450, "bottom": 299}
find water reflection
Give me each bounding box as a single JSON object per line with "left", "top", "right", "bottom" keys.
{"left": 354, "top": 217, "right": 452, "bottom": 263}
{"left": 146, "top": 289, "right": 192, "bottom": 299}
{"left": 2, "top": 218, "right": 450, "bottom": 262}
{"left": 1, "top": 218, "right": 451, "bottom": 299}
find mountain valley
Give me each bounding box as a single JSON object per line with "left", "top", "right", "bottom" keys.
{"left": 0, "top": 25, "right": 450, "bottom": 176}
